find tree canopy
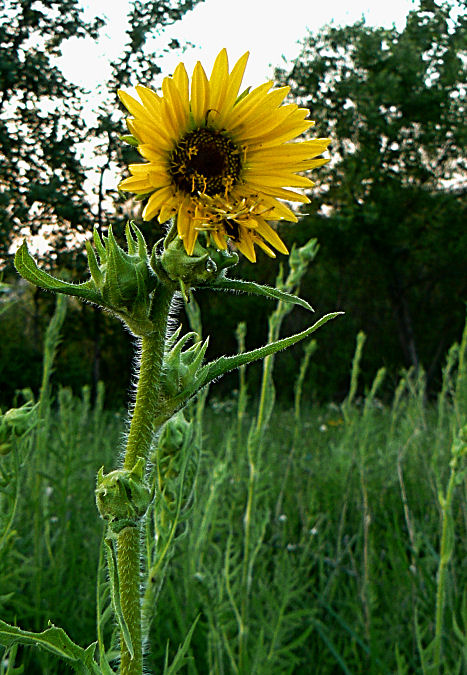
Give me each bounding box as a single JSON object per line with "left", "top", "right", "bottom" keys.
{"left": 275, "top": 0, "right": 466, "bottom": 392}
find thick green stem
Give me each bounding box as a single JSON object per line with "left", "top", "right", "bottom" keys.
{"left": 124, "top": 292, "right": 173, "bottom": 471}
{"left": 118, "top": 527, "right": 143, "bottom": 674}
{"left": 117, "top": 286, "right": 173, "bottom": 675}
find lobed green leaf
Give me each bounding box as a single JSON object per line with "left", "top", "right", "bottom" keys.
{"left": 169, "top": 312, "right": 343, "bottom": 412}
{"left": 0, "top": 619, "right": 100, "bottom": 674}
{"left": 195, "top": 312, "right": 342, "bottom": 390}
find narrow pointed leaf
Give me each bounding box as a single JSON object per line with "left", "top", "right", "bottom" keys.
{"left": 105, "top": 227, "right": 125, "bottom": 305}
{"left": 163, "top": 615, "right": 200, "bottom": 675}
{"left": 0, "top": 619, "right": 100, "bottom": 674}
{"left": 171, "top": 332, "right": 199, "bottom": 358}
{"left": 209, "top": 278, "right": 314, "bottom": 312}
{"left": 104, "top": 537, "right": 134, "bottom": 660}
{"left": 93, "top": 228, "right": 107, "bottom": 262}
{"left": 187, "top": 337, "right": 209, "bottom": 369}
{"left": 166, "top": 325, "right": 183, "bottom": 350}
{"left": 131, "top": 221, "right": 147, "bottom": 258}
{"left": 14, "top": 242, "right": 101, "bottom": 304}
{"left": 85, "top": 240, "right": 103, "bottom": 287}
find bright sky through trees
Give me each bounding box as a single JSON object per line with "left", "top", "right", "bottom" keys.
{"left": 58, "top": 0, "right": 418, "bottom": 90}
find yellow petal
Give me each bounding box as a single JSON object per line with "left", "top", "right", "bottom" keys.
{"left": 254, "top": 119, "right": 313, "bottom": 147}
{"left": 227, "top": 86, "right": 290, "bottom": 131}
{"left": 211, "top": 229, "right": 228, "bottom": 250}
{"left": 127, "top": 163, "right": 151, "bottom": 174}
{"left": 176, "top": 198, "right": 192, "bottom": 238}
{"left": 159, "top": 203, "right": 177, "bottom": 223}
{"left": 235, "top": 230, "right": 256, "bottom": 262}
{"left": 173, "top": 62, "right": 189, "bottom": 115}
{"left": 246, "top": 171, "right": 315, "bottom": 188}
{"left": 248, "top": 183, "right": 310, "bottom": 203}
{"left": 138, "top": 144, "right": 170, "bottom": 163}
{"left": 255, "top": 236, "right": 277, "bottom": 258}
{"left": 247, "top": 139, "right": 328, "bottom": 163}
{"left": 128, "top": 119, "right": 168, "bottom": 147}
{"left": 184, "top": 215, "right": 199, "bottom": 255}
{"left": 232, "top": 104, "right": 299, "bottom": 144}
{"left": 118, "top": 90, "right": 152, "bottom": 123}
{"left": 216, "top": 51, "right": 249, "bottom": 127}
{"left": 191, "top": 61, "right": 210, "bottom": 125}
{"left": 118, "top": 176, "right": 151, "bottom": 193}
{"left": 209, "top": 48, "right": 229, "bottom": 115}
{"left": 148, "top": 169, "right": 172, "bottom": 188}
{"left": 162, "top": 76, "right": 188, "bottom": 138}
{"left": 254, "top": 217, "right": 289, "bottom": 254}
{"left": 134, "top": 85, "right": 162, "bottom": 117}
{"left": 227, "top": 81, "right": 274, "bottom": 130}
{"left": 142, "top": 187, "right": 175, "bottom": 220}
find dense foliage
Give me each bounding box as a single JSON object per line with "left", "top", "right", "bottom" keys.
{"left": 275, "top": 0, "right": 466, "bottom": 396}
{"left": 0, "top": 0, "right": 102, "bottom": 259}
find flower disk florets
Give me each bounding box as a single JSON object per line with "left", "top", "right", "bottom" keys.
{"left": 169, "top": 128, "right": 242, "bottom": 197}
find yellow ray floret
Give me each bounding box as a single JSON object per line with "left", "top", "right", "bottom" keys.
{"left": 118, "top": 48, "right": 330, "bottom": 261}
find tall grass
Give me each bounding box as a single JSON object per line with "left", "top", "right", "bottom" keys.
{"left": 1, "top": 296, "right": 466, "bottom": 673}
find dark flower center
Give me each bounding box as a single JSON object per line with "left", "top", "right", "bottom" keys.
{"left": 169, "top": 128, "right": 242, "bottom": 197}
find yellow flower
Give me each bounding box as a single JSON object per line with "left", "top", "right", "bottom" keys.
{"left": 118, "top": 49, "right": 330, "bottom": 262}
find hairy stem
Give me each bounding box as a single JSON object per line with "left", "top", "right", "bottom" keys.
{"left": 118, "top": 286, "right": 173, "bottom": 675}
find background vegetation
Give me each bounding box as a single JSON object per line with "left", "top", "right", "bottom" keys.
{"left": 0, "top": 288, "right": 466, "bottom": 672}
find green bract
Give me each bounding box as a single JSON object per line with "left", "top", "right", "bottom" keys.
{"left": 95, "top": 458, "right": 152, "bottom": 533}
{"left": 0, "top": 401, "right": 38, "bottom": 445}
{"left": 86, "top": 223, "right": 157, "bottom": 325}
{"left": 151, "top": 224, "right": 238, "bottom": 298}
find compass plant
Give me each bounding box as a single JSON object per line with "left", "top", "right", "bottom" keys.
{"left": 7, "top": 49, "right": 340, "bottom": 675}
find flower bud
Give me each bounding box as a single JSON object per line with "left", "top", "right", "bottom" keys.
{"left": 1, "top": 401, "right": 37, "bottom": 438}
{"left": 153, "top": 411, "right": 195, "bottom": 513}
{"left": 151, "top": 225, "right": 238, "bottom": 291}
{"left": 161, "top": 327, "right": 209, "bottom": 400}
{"left": 95, "top": 458, "right": 151, "bottom": 533}
{"left": 86, "top": 223, "right": 158, "bottom": 335}
{"left": 155, "top": 411, "right": 193, "bottom": 463}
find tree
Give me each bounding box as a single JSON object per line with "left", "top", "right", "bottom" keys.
{"left": 276, "top": 0, "right": 466, "bottom": 390}
{"left": 0, "top": 0, "right": 105, "bottom": 263}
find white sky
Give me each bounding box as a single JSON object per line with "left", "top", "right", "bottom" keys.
{"left": 58, "top": 0, "right": 419, "bottom": 92}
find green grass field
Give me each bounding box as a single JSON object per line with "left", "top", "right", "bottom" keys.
{"left": 1, "top": 311, "right": 466, "bottom": 674}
